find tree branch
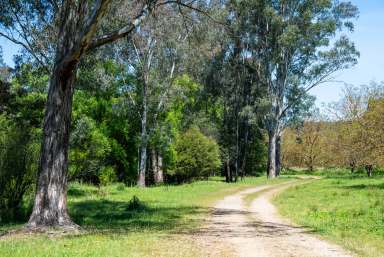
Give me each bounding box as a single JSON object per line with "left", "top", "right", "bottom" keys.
{"left": 0, "top": 31, "right": 50, "bottom": 72}
{"left": 87, "top": 4, "right": 151, "bottom": 50}
{"left": 60, "top": 0, "right": 112, "bottom": 67}
{"left": 156, "top": 0, "right": 228, "bottom": 27}
{"left": 278, "top": 62, "right": 347, "bottom": 121}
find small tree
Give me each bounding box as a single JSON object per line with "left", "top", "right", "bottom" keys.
{"left": 360, "top": 98, "right": 384, "bottom": 176}
{"left": 328, "top": 83, "right": 384, "bottom": 175}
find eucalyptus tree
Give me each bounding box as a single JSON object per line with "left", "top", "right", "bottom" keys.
{"left": 237, "top": 0, "right": 360, "bottom": 178}
{"left": 204, "top": 8, "right": 268, "bottom": 182}
{"left": 0, "top": 0, "right": 206, "bottom": 228}
{"left": 113, "top": 7, "right": 190, "bottom": 187}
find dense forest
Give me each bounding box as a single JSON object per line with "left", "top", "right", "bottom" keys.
{"left": 0, "top": 0, "right": 374, "bottom": 229}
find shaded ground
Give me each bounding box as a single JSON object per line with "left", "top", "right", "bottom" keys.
{"left": 195, "top": 180, "right": 355, "bottom": 257}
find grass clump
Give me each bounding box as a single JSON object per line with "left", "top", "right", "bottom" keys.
{"left": 126, "top": 196, "right": 147, "bottom": 211}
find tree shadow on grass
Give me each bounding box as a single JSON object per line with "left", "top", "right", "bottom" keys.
{"left": 341, "top": 183, "right": 384, "bottom": 190}
{"left": 69, "top": 199, "right": 210, "bottom": 235}
{"left": 67, "top": 187, "right": 89, "bottom": 197}
{"left": 1, "top": 197, "right": 211, "bottom": 238}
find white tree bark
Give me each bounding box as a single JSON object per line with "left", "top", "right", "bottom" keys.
{"left": 138, "top": 80, "right": 148, "bottom": 187}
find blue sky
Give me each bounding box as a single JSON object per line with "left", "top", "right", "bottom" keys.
{"left": 1, "top": 0, "right": 384, "bottom": 107}
{"left": 311, "top": 0, "right": 384, "bottom": 106}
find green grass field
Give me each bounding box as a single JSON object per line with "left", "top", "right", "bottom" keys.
{"left": 0, "top": 177, "right": 281, "bottom": 257}
{"left": 274, "top": 176, "right": 384, "bottom": 257}
{"left": 3, "top": 173, "right": 383, "bottom": 257}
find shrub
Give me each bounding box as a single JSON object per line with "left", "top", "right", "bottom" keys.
{"left": 126, "top": 196, "right": 147, "bottom": 211}
{"left": 0, "top": 115, "right": 39, "bottom": 221}
{"left": 169, "top": 127, "right": 221, "bottom": 183}
{"left": 115, "top": 183, "right": 126, "bottom": 191}
{"left": 99, "top": 166, "right": 117, "bottom": 186}
{"left": 69, "top": 115, "right": 112, "bottom": 184}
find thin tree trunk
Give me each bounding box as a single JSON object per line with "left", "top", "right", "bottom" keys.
{"left": 138, "top": 81, "right": 148, "bottom": 187}
{"left": 240, "top": 154, "right": 246, "bottom": 180}
{"left": 27, "top": 64, "right": 77, "bottom": 228}
{"left": 350, "top": 160, "right": 355, "bottom": 173}
{"left": 240, "top": 122, "right": 249, "bottom": 180}
{"left": 275, "top": 134, "right": 281, "bottom": 176}
{"left": 152, "top": 150, "right": 164, "bottom": 184}
{"left": 155, "top": 153, "right": 164, "bottom": 184}
{"left": 267, "top": 130, "right": 277, "bottom": 179}
{"left": 235, "top": 117, "right": 239, "bottom": 182}
{"left": 366, "top": 165, "right": 373, "bottom": 177}
{"left": 225, "top": 159, "right": 232, "bottom": 183}
{"left": 151, "top": 149, "right": 158, "bottom": 183}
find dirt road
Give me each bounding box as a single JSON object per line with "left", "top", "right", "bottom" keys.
{"left": 196, "top": 180, "right": 354, "bottom": 257}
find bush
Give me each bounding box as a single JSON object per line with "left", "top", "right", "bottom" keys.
{"left": 169, "top": 127, "right": 221, "bottom": 183}
{"left": 115, "top": 183, "right": 126, "bottom": 191}
{"left": 0, "top": 115, "right": 39, "bottom": 221}
{"left": 69, "top": 115, "right": 112, "bottom": 184}
{"left": 99, "top": 166, "right": 117, "bottom": 186}
{"left": 126, "top": 196, "right": 147, "bottom": 211}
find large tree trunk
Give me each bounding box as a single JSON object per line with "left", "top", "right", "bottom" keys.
{"left": 27, "top": 64, "right": 77, "bottom": 228}
{"left": 267, "top": 130, "right": 278, "bottom": 178}
{"left": 24, "top": 0, "right": 150, "bottom": 229}
{"left": 137, "top": 81, "right": 148, "bottom": 187}
{"left": 25, "top": 0, "right": 114, "bottom": 230}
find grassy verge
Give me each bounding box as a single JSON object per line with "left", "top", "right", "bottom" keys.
{"left": 1, "top": 176, "right": 272, "bottom": 257}
{"left": 274, "top": 176, "right": 384, "bottom": 257}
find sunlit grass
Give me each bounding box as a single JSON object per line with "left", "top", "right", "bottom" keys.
{"left": 274, "top": 177, "right": 384, "bottom": 257}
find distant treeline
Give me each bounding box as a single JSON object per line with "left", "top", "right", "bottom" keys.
{"left": 283, "top": 83, "right": 384, "bottom": 176}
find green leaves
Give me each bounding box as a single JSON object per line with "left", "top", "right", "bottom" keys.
{"left": 0, "top": 114, "right": 40, "bottom": 221}
{"left": 169, "top": 128, "right": 221, "bottom": 183}
{"left": 69, "top": 114, "right": 112, "bottom": 181}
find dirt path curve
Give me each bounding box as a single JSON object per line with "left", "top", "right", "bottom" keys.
{"left": 197, "top": 180, "right": 354, "bottom": 257}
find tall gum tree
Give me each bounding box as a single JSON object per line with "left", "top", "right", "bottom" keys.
{"left": 116, "top": 9, "right": 186, "bottom": 187}
{"left": 212, "top": 0, "right": 358, "bottom": 179}
{"left": 0, "top": 0, "right": 202, "bottom": 228}
{"left": 251, "top": 0, "right": 360, "bottom": 178}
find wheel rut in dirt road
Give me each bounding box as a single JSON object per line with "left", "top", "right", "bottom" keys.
{"left": 196, "top": 179, "right": 355, "bottom": 257}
